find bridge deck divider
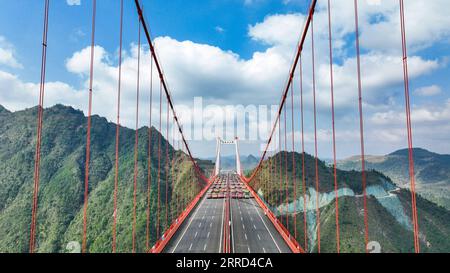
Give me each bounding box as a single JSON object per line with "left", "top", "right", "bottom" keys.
{"left": 149, "top": 176, "right": 217, "bottom": 253}
{"left": 240, "top": 176, "right": 304, "bottom": 253}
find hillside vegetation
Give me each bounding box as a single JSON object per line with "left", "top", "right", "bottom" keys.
{"left": 0, "top": 104, "right": 211, "bottom": 253}
{"left": 249, "top": 151, "right": 450, "bottom": 253}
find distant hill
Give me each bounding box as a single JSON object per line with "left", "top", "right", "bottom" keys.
{"left": 337, "top": 148, "right": 450, "bottom": 210}
{"left": 0, "top": 104, "right": 211, "bottom": 253}
{"left": 249, "top": 151, "right": 450, "bottom": 253}
{"left": 204, "top": 154, "right": 260, "bottom": 172}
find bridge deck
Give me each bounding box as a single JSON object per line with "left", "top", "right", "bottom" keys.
{"left": 231, "top": 198, "right": 291, "bottom": 253}
{"left": 164, "top": 174, "right": 291, "bottom": 253}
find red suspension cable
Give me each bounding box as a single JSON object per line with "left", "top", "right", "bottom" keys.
{"left": 311, "top": 16, "right": 321, "bottom": 253}
{"left": 132, "top": 11, "right": 142, "bottom": 253}
{"left": 146, "top": 55, "right": 153, "bottom": 251}
{"left": 284, "top": 103, "right": 288, "bottom": 228}
{"left": 291, "top": 80, "right": 297, "bottom": 240}
{"left": 157, "top": 81, "right": 162, "bottom": 239}
{"left": 82, "top": 0, "right": 96, "bottom": 254}
{"left": 165, "top": 96, "right": 169, "bottom": 229}
{"left": 30, "top": 0, "right": 50, "bottom": 254}
{"left": 112, "top": 0, "right": 124, "bottom": 253}
{"left": 399, "top": 0, "right": 420, "bottom": 253}
{"left": 299, "top": 56, "right": 308, "bottom": 252}
{"left": 278, "top": 117, "right": 282, "bottom": 220}
{"left": 354, "top": 0, "right": 369, "bottom": 252}
{"left": 327, "top": 0, "right": 340, "bottom": 254}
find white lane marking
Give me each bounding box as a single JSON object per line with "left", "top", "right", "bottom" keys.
{"left": 253, "top": 224, "right": 257, "bottom": 229}
{"left": 202, "top": 215, "right": 205, "bottom": 220}
{"left": 203, "top": 243, "right": 207, "bottom": 251}
{"left": 189, "top": 243, "right": 193, "bottom": 251}
{"left": 230, "top": 197, "right": 235, "bottom": 253}
{"left": 245, "top": 233, "right": 248, "bottom": 240}
{"left": 198, "top": 222, "right": 202, "bottom": 228}
{"left": 241, "top": 216, "right": 243, "bottom": 221}
{"left": 171, "top": 194, "right": 206, "bottom": 253}
{"left": 242, "top": 224, "right": 245, "bottom": 230}
{"left": 194, "top": 231, "right": 198, "bottom": 238}
{"left": 207, "top": 231, "right": 210, "bottom": 238}
{"left": 251, "top": 199, "right": 282, "bottom": 253}
{"left": 212, "top": 215, "right": 215, "bottom": 220}
{"left": 257, "top": 234, "right": 261, "bottom": 241}
{"left": 263, "top": 247, "right": 266, "bottom": 253}
{"left": 210, "top": 222, "right": 213, "bottom": 228}
{"left": 219, "top": 198, "right": 225, "bottom": 253}
{"left": 247, "top": 246, "right": 251, "bottom": 253}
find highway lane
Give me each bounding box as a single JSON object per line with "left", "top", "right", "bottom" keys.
{"left": 165, "top": 197, "right": 225, "bottom": 253}
{"left": 230, "top": 197, "right": 292, "bottom": 253}
{"left": 163, "top": 173, "right": 292, "bottom": 253}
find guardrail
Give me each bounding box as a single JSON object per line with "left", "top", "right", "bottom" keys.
{"left": 149, "top": 176, "right": 218, "bottom": 253}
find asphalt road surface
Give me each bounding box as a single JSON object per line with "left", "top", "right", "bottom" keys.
{"left": 164, "top": 174, "right": 291, "bottom": 253}
{"left": 165, "top": 197, "right": 225, "bottom": 253}
{"left": 231, "top": 198, "right": 291, "bottom": 253}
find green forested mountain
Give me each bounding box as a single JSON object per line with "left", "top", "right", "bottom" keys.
{"left": 0, "top": 104, "right": 211, "bottom": 253}
{"left": 337, "top": 148, "right": 450, "bottom": 210}
{"left": 250, "top": 152, "right": 450, "bottom": 253}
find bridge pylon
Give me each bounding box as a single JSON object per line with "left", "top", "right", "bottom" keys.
{"left": 213, "top": 137, "right": 242, "bottom": 176}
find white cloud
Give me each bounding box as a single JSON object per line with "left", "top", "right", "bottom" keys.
{"left": 0, "top": 36, "right": 22, "bottom": 69}
{"left": 1, "top": 0, "right": 450, "bottom": 158}
{"left": 66, "top": 0, "right": 81, "bottom": 6}
{"left": 414, "top": 85, "right": 442, "bottom": 96}
{"left": 215, "top": 26, "right": 225, "bottom": 33}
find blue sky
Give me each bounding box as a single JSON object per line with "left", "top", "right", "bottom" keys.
{"left": 0, "top": 0, "right": 449, "bottom": 158}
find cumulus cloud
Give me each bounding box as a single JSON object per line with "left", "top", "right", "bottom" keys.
{"left": 66, "top": 0, "right": 81, "bottom": 6}
{"left": 414, "top": 85, "right": 442, "bottom": 96}
{"left": 1, "top": 0, "right": 449, "bottom": 157}
{"left": 0, "top": 36, "right": 22, "bottom": 69}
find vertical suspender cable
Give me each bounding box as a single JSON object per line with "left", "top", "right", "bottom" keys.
{"left": 299, "top": 56, "right": 308, "bottom": 252}
{"left": 146, "top": 55, "right": 153, "bottom": 251}
{"left": 165, "top": 97, "right": 169, "bottom": 229}
{"left": 82, "top": 0, "right": 96, "bottom": 254}
{"left": 327, "top": 0, "right": 340, "bottom": 254}
{"left": 132, "top": 10, "right": 142, "bottom": 253}
{"left": 30, "top": 0, "right": 50, "bottom": 254}
{"left": 284, "top": 103, "right": 288, "bottom": 228}
{"left": 157, "top": 81, "right": 162, "bottom": 239}
{"left": 278, "top": 117, "right": 282, "bottom": 220}
{"left": 291, "top": 80, "right": 297, "bottom": 239}
{"left": 354, "top": 0, "right": 369, "bottom": 252}
{"left": 311, "top": 15, "right": 321, "bottom": 253}
{"left": 399, "top": 0, "right": 420, "bottom": 253}
{"left": 112, "top": 0, "right": 124, "bottom": 253}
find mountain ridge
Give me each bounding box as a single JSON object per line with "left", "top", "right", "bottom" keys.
{"left": 337, "top": 148, "right": 450, "bottom": 210}
{"left": 0, "top": 104, "right": 211, "bottom": 253}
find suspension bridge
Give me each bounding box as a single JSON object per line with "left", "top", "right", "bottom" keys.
{"left": 28, "top": 0, "right": 421, "bottom": 254}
